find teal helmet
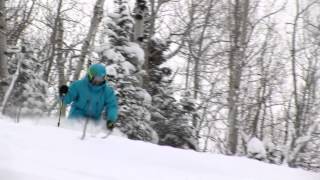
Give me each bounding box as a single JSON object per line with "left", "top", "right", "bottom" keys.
{"left": 87, "top": 63, "right": 107, "bottom": 81}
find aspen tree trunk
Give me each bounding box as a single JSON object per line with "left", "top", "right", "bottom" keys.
{"left": 133, "top": 0, "right": 147, "bottom": 42}
{"left": 0, "top": 0, "right": 8, "bottom": 79}
{"left": 287, "top": 0, "right": 318, "bottom": 167}
{"left": 193, "top": 0, "right": 214, "bottom": 99}
{"left": 1, "top": 52, "right": 23, "bottom": 114}
{"left": 8, "top": 0, "right": 35, "bottom": 46}
{"left": 56, "top": 18, "right": 65, "bottom": 87}
{"left": 56, "top": 18, "right": 66, "bottom": 116}
{"left": 291, "top": 0, "right": 301, "bottom": 140}
{"left": 43, "top": 0, "right": 63, "bottom": 82}
{"left": 252, "top": 28, "right": 271, "bottom": 138}
{"left": 73, "top": 0, "right": 105, "bottom": 81}
{"left": 227, "top": 0, "right": 242, "bottom": 155}
{"left": 227, "top": 0, "right": 250, "bottom": 155}
{"left": 0, "top": 0, "right": 8, "bottom": 101}
{"left": 192, "top": 0, "right": 214, "bottom": 137}
{"left": 142, "top": 0, "right": 156, "bottom": 87}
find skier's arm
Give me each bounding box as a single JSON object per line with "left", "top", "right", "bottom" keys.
{"left": 104, "top": 87, "right": 118, "bottom": 123}
{"left": 61, "top": 82, "right": 78, "bottom": 105}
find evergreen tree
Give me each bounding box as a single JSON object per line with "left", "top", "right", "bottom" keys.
{"left": 147, "top": 37, "right": 199, "bottom": 150}
{"left": 132, "top": 0, "right": 200, "bottom": 150}
{"left": 5, "top": 44, "right": 47, "bottom": 117}
{"left": 96, "top": 0, "right": 199, "bottom": 150}
{"left": 151, "top": 87, "right": 199, "bottom": 150}
{"left": 97, "top": 0, "right": 158, "bottom": 143}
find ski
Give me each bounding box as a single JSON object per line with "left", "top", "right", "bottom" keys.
{"left": 80, "top": 118, "right": 90, "bottom": 140}
{"left": 101, "top": 129, "right": 113, "bottom": 139}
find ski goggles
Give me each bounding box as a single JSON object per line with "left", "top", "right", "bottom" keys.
{"left": 91, "top": 76, "right": 106, "bottom": 86}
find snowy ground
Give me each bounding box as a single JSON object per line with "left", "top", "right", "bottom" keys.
{"left": 0, "top": 116, "right": 319, "bottom": 180}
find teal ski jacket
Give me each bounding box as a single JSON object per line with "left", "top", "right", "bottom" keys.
{"left": 62, "top": 75, "right": 118, "bottom": 122}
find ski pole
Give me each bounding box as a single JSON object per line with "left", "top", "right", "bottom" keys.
{"left": 57, "top": 97, "right": 64, "bottom": 127}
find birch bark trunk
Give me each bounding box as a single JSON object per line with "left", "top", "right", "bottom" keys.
{"left": 0, "top": 0, "right": 8, "bottom": 80}
{"left": 73, "top": 0, "right": 105, "bottom": 81}
{"left": 227, "top": 0, "right": 250, "bottom": 155}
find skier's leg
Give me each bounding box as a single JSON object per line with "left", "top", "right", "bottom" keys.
{"left": 90, "top": 120, "right": 102, "bottom": 137}
{"left": 80, "top": 117, "right": 89, "bottom": 140}
{"left": 92, "top": 119, "right": 110, "bottom": 138}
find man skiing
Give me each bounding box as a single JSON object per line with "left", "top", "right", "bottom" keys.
{"left": 59, "top": 63, "right": 118, "bottom": 131}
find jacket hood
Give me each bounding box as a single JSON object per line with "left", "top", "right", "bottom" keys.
{"left": 88, "top": 64, "right": 107, "bottom": 78}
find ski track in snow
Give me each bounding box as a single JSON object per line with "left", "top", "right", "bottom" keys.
{"left": 0, "top": 118, "right": 319, "bottom": 180}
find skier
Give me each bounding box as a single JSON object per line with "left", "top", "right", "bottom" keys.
{"left": 59, "top": 63, "right": 118, "bottom": 131}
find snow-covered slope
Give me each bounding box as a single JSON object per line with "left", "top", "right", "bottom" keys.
{"left": 0, "top": 118, "right": 318, "bottom": 180}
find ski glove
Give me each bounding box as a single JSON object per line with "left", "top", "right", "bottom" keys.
{"left": 59, "top": 85, "right": 69, "bottom": 97}
{"left": 106, "top": 121, "right": 114, "bottom": 130}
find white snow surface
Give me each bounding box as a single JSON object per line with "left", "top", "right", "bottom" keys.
{"left": 0, "top": 117, "right": 319, "bottom": 180}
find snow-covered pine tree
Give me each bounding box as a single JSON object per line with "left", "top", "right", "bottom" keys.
{"left": 146, "top": 36, "right": 199, "bottom": 151}
{"left": 96, "top": 0, "right": 199, "bottom": 150}
{"left": 131, "top": 0, "right": 200, "bottom": 150}
{"left": 96, "top": 0, "right": 158, "bottom": 143}
{"left": 4, "top": 44, "right": 47, "bottom": 118}
{"left": 151, "top": 88, "right": 199, "bottom": 150}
